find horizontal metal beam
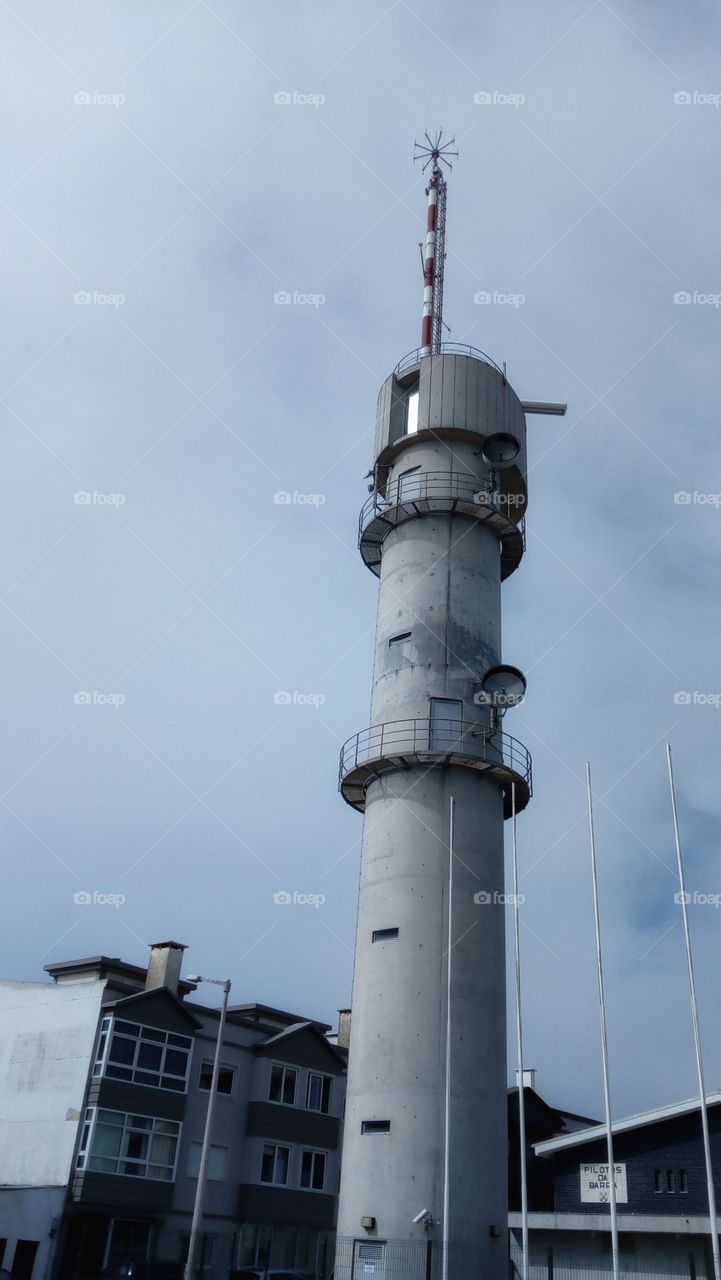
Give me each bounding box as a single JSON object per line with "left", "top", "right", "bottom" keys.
{"left": 521, "top": 401, "right": 567, "bottom": 416}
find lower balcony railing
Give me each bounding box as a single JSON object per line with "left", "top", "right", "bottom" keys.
{"left": 358, "top": 471, "right": 525, "bottom": 578}
{"left": 339, "top": 716, "right": 532, "bottom": 816}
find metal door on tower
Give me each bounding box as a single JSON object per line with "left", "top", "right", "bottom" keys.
{"left": 352, "top": 1241, "right": 386, "bottom": 1280}
{"left": 429, "top": 697, "right": 463, "bottom": 752}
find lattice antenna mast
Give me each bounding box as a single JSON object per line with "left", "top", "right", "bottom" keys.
{"left": 414, "top": 130, "right": 457, "bottom": 356}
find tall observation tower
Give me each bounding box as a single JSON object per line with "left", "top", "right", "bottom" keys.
{"left": 334, "top": 135, "right": 566, "bottom": 1280}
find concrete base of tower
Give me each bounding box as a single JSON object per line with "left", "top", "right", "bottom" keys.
{"left": 335, "top": 763, "right": 508, "bottom": 1280}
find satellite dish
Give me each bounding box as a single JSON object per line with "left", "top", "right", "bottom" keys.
{"left": 482, "top": 433, "right": 521, "bottom": 469}
{"left": 478, "top": 664, "right": 527, "bottom": 708}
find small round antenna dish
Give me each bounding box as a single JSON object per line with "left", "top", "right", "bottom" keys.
{"left": 479, "top": 664, "right": 527, "bottom": 708}
{"left": 482, "top": 433, "right": 521, "bottom": 469}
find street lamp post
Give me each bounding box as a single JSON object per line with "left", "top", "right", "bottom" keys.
{"left": 184, "top": 975, "right": 232, "bottom": 1280}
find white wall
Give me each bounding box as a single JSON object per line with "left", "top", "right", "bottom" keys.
{"left": 0, "top": 978, "right": 105, "bottom": 1186}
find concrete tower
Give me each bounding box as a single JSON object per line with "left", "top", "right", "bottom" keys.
{"left": 334, "top": 137, "right": 565, "bottom": 1280}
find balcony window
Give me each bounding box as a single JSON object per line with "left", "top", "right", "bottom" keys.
{"left": 300, "top": 1150, "right": 327, "bottom": 1191}
{"left": 187, "top": 1142, "right": 228, "bottom": 1181}
{"left": 306, "top": 1072, "right": 332, "bottom": 1114}
{"left": 199, "top": 1062, "right": 235, "bottom": 1095}
{"left": 269, "top": 1063, "right": 297, "bottom": 1105}
{"left": 77, "top": 1108, "right": 180, "bottom": 1180}
{"left": 94, "top": 1017, "right": 191, "bottom": 1092}
{"left": 260, "top": 1143, "right": 289, "bottom": 1186}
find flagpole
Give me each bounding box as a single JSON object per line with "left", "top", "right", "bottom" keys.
{"left": 511, "top": 783, "right": 529, "bottom": 1279}
{"left": 586, "top": 762, "right": 619, "bottom": 1280}
{"left": 666, "top": 743, "right": 721, "bottom": 1280}
{"left": 442, "top": 795, "right": 454, "bottom": 1280}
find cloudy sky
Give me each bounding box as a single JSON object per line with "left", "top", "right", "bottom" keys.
{"left": 2, "top": 0, "right": 720, "bottom": 1123}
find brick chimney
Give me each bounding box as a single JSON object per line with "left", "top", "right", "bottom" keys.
{"left": 145, "top": 941, "right": 187, "bottom": 996}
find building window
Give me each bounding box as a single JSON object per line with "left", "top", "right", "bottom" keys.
{"left": 238, "top": 1226, "right": 272, "bottom": 1270}
{"left": 372, "top": 928, "right": 399, "bottom": 941}
{"left": 666, "top": 1168, "right": 675, "bottom": 1193}
{"left": 269, "top": 1063, "right": 297, "bottom": 1105}
{"left": 187, "top": 1142, "right": 228, "bottom": 1181}
{"left": 10, "top": 1242, "right": 38, "bottom": 1280}
{"left": 300, "top": 1150, "right": 327, "bottom": 1191}
{"left": 680, "top": 1169, "right": 688, "bottom": 1193}
{"left": 361, "top": 1120, "right": 390, "bottom": 1134}
{"left": 76, "top": 1108, "right": 180, "bottom": 1180}
{"left": 388, "top": 631, "right": 412, "bottom": 647}
{"left": 94, "top": 1017, "right": 191, "bottom": 1092}
{"left": 654, "top": 1169, "right": 662, "bottom": 1193}
{"left": 306, "top": 1072, "right": 332, "bottom": 1114}
{"left": 260, "top": 1143, "right": 289, "bottom": 1186}
{"left": 405, "top": 391, "right": 419, "bottom": 436}
{"left": 199, "top": 1062, "right": 235, "bottom": 1095}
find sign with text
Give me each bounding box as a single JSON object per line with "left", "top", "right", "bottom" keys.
{"left": 580, "top": 1163, "right": 628, "bottom": 1203}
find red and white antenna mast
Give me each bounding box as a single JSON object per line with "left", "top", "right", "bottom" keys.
{"left": 414, "top": 129, "right": 458, "bottom": 357}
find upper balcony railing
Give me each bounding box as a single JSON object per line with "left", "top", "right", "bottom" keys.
{"left": 394, "top": 343, "right": 506, "bottom": 379}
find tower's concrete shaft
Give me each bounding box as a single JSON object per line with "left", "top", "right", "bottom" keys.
{"left": 336, "top": 349, "right": 532, "bottom": 1280}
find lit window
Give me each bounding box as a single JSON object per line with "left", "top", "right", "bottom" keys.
{"left": 76, "top": 1108, "right": 180, "bottom": 1181}
{"left": 300, "top": 1150, "right": 326, "bottom": 1191}
{"left": 405, "top": 391, "right": 419, "bottom": 435}
{"left": 94, "top": 1018, "right": 191, "bottom": 1092}
{"left": 199, "top": 1063, "right": 235, "bottom": 1095}
{"left": 306, "top": 1073, "right": 332, "bottom": 1114}
{"left": 187, "top": 1142, "right": 228, "bottom": 1181}
{"left": 260, "top": 1143, "right": 289, "bottom": 1185}
{"left": 269, "top": 1064, "right": 297, "bottom": 1105}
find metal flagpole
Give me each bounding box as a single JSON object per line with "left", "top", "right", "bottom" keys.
{"left": 442, "top": 795, "right": 454, "bottom": 1280}
{"left": 586, "top": 762, "right": 620, "bottom": 1280}
{"left": 666, "top": 743, "right": 721, "bottom": 1280}
{"left": 511, "top": 783, "right": 529, "bottom": 1280}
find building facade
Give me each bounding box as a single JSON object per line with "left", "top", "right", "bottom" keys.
{"left": 510, "top": 1094, "right": 721, "bottom": 1276}
{"left": 0, "top": 942, "right": 346, "bottom": 1280}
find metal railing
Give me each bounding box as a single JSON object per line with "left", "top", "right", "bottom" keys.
{"left": 394, "top": 342, "right": 506, "bottom": 378}
{"left": 334, "top": 1236, "right": 707, "bottom": 1280}
{"left": 359, "top": 470, "right": 526, "bottom": 545}
{"left": 339, "top": 717, "right": 532, "bottom": 789}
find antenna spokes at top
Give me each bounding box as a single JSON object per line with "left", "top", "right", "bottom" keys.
{"left": 413, "top": 129, "right": 458, "bottom": 174}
